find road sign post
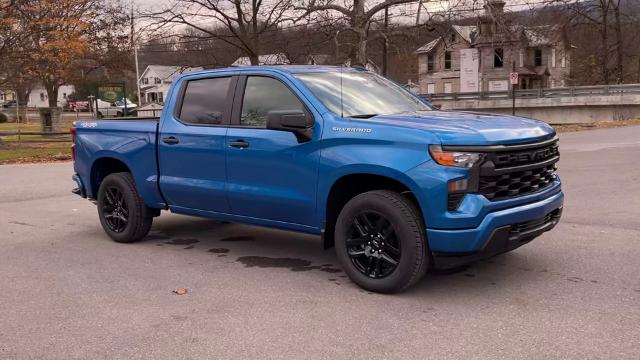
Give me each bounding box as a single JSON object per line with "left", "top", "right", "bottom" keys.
{"left": 510, "top": 62, "right": 518, "bottom": 116}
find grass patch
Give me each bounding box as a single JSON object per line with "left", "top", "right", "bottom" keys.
{"left": 0, "top": 141, "right": 71, "bottom": 164}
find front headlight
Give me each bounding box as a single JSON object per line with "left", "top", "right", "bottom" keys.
{"left": 428, "top": 145, "right": 483, "bottom": 168}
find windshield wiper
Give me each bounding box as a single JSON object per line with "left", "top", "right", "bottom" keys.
{"left": 347, "top": 114, "right": 379, "bottom": 119}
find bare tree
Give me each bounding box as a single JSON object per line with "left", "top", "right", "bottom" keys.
{"left": 143, "top": 0, "right": 298, "bottom": 65}
{"left": 296, "top": 0, "right": 420, "bottom": 66}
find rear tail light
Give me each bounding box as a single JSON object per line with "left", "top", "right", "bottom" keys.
{"left": 70, "top": 127, "right": 76, "bottom": 161}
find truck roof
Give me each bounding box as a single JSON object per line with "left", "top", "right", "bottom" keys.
{"left": 185, "top": 65, "right": 365, "bottom": 77}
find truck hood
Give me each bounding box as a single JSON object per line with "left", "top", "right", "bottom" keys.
{"left": 364, "top": 110, "right": 556, "bottom": 145}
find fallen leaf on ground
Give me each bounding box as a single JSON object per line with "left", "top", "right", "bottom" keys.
{"left": 172, "top": 288, "right": 188, "bottom": 295}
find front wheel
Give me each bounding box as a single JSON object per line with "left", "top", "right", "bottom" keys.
{"left": 335, "top": 190, "right": 429, "bottom": 293}
{"left": 97, "top": 172, "right": 153, "bottom": 243}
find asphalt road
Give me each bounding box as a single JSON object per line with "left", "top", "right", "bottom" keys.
{"left": 1, "top": 126, "right": 639, "bottom": 359}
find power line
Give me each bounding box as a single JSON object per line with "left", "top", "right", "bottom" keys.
{"left": 136, "top": 0, "right": 565, "bottom": 51}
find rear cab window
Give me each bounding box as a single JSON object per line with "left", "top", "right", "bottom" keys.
{"left": 178, "top": 76, "right": 233, "bottom": 125}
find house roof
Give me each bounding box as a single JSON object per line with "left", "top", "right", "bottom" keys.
{"left": 415, "top": 25, "right": 477, "bottom": 54}
{"left": 452, "top": 25, "right": 477, "bottom": 44}
{"left": 232, "top": 53, "right": 290, "bottom": 66}
{"left": 305, "top": 54, "right": 380, "bottom": 73}
{"left": 416, "top": 24, "right": 563, "bottom": 53}
{"left": 141, "top": 65, "right": 203, "bottom": 82}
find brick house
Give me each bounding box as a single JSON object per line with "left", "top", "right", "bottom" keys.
{"left": 416, "top": 0, "right": 573, "bottom": 94}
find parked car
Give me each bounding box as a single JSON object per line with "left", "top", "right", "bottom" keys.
{"left": 71, "top": 66, "right": 563, "bottom": 293}
{"left": 95, "top": 98, "right": 137, "bottom": 118}
{"left": 2, "top": 100, "right": 16, "bottom": 108}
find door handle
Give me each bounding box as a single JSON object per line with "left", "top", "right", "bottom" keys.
{"left": 229, "top": 140, "right": 249, "bottom": 149}
{"left": 162, "top": 136, "right": 179, "bottom": 145}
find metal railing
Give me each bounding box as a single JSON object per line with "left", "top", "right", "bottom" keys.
{"left": 0, "top": 130, "right": 71, "bottom": 142}
{"left": 420, "top": 83, "right": 640, "bottom": 101}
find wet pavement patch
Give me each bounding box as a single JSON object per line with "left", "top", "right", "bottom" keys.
{"left": 236, "top": 256, "right": 342, "bottom": 274}
{"left": 164, "top": 238, "right": 200, "bottom": 246}
{"left": 219, "top": 236, "right": 255, "bottom": 242}
{"left": 208, "top": 248, "right": 230, "bottom": 254}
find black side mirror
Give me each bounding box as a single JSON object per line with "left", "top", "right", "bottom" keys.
{"left": 267, "top": 110, "right": 314, "bottom": 142}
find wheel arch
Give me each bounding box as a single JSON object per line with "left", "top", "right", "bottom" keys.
{"left": 321, "top": 169, "right": 428, "bottom": 249}
{"left": 89, "top": 155, "right": 132, "bottom": 198}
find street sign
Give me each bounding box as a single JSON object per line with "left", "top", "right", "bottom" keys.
{"left": 510, "top": 72, "right": 519, "bottom": 85}
{"left": 97, "top": 84, "right": 125, "bottom": 103}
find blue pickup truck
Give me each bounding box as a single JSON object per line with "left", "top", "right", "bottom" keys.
{"left": 71, "top": 66, "right": 563, "bottom": 293}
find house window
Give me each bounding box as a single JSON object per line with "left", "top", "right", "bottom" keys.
{"left": 534, "top": 48, "right": 542, "bottom": 66}
{"left": 519, "top": 49, "right": 524, "bottom": 67}
{"left": 551, "top": 48, "right": 556, "bottom": 67}
{"left": 427, "top": 54, "right": 434, "bottom": 72}
{"left": 154, "top": 77, "right": 162, "bottom": 84}
{"left": 40, "top": 93, "right": 46, "bottom": 102}
{"left": 443, "top": 82, "right": 453, "bottom": 93}
{"left": 444, "top": 51, "right": 452, "bottom": 70}
{"left": 142, "top": 78, "right": 149, "bottom": 85}
{"left": 561, "top": 53, "right": 567, "bottom": 68}
{"left": 158, "top": 92, "right": 164, "bottom": 103}
{"left": 427, "top": 83, "right": 435, "bottom": 94}
{"left": 494, "top": 48, "right": 504, "bottom": 68}
{"left": 450, "top": 33, "right": 456, "bottom": 42}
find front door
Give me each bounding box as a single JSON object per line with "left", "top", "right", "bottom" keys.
{"left": 225, "top": 75, "right": 320, "bottom": 227}
{"left": 158, "top": 75, "right": 236, "bottom": 213}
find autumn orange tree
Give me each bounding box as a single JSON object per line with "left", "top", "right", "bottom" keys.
{"left": 7, "top": 0, "right": 130, "bottom": 108}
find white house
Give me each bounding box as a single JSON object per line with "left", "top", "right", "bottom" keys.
{"left": 139, "top": 65, "right": 203, "bottom": 104}
{"left": 231, "top": 53, "right": 290, "bottom": 66}
{"left": 27, "top": 84, "right": 75, "bottom": 108}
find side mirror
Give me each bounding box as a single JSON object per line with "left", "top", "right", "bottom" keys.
{"left": 267, "top": 110, "right": 314, "bottom": 142}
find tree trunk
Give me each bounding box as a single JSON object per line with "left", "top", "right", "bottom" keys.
{"left": 15, "top": 84, "right": 30, "bottom": 123}
{"left": 612, "top": 0, "right": 623, "bottom": 83}
{"left": 349, "top": 0, "right": 368, "bottom": 67}
{"left": 44, "top": 82, "right": 59, "bottom": 108}
{"left": 600, "top": 2, "right": 610, "bottom": 84}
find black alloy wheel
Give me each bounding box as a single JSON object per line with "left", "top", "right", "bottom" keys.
{"left": 97, "top": 172, "right": 153, "bottom": 243}
{"left": 346, "top": 211, "right": 401, "bottom": 279}
{"left": 102, "top": 186, "right": 129, "bottom": 233}
{"left": 335, "top": 190, "right": 429, "bottom": 293}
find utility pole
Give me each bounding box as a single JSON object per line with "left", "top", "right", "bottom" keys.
{"left": 511, "top": 60, "right": 516, "bottom": 116}
{"left": 131, "top": 1, "right": 142, "bottom": 106}
{"left": 382, "top": 6, "right": 389, "bottom": 76}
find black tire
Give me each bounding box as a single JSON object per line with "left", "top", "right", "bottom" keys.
{"left": 97, "top": 172, "right": 153, "bottom": 243}
{"left": 335, "top": 190, "right": 429, "bottom": 293}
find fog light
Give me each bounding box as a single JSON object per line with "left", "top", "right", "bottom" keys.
{"left": 447, "top": 178, "right": 469, "bottom": 211}
{"left": 448, "top": 178, "right": 469, "bottom": 192}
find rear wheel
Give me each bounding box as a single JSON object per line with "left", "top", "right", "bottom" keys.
{"left": 335, "top": 190, "right": 428, "bottom": 293}
{"left": 97, "top": 172, "right": 153, "bottom": 243}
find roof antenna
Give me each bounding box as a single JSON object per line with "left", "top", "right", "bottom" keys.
{"left": 340, "top": 64, "right": 344, "bottom": 118}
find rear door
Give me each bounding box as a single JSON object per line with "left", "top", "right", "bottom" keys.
{"left": 158, "top": 74, "right": 237, "bottom": 213}
{"left": 225, "top": 74, "right": 321, "bottom": 227}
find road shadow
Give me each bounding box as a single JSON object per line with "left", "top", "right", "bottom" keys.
{"left": 141, "top": 214, "right": 561, "bottom": 294}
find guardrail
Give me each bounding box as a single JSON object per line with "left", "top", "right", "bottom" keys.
{"left": 420, "top": 83, "right": 640, "bottom": 101}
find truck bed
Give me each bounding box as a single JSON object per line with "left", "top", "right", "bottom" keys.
{"left": 72, "top": 118, "right": 165, "bottom": 208}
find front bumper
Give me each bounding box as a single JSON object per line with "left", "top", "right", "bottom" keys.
{"left": 427, "top": 190, "right": 564, "bottom": 269}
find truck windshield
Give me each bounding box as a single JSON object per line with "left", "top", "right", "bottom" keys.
{"left": 295, "top": 71, "right": 431, "bottom": 118}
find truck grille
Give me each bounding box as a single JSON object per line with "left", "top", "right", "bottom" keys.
{"left": 478, "top": 138, "right": 560, "bottom": 201}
